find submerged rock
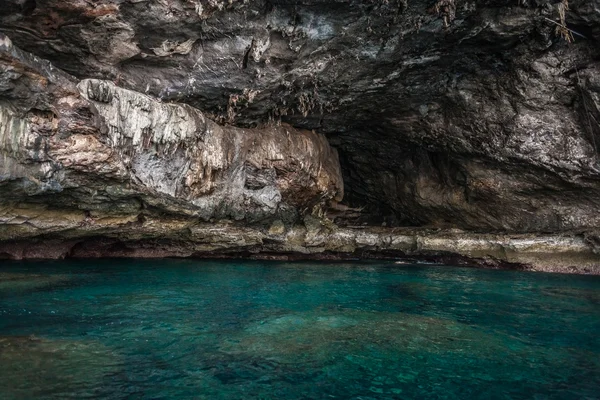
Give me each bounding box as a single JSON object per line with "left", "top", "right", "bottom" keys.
{"left": 219, "top": 309, "right": 545, "bottom": 365}
{"left": 0, "top": 336, "right": 118, "bottom": 398}
{"left": 0, "top": 273, "right": 72, "bottom": 291}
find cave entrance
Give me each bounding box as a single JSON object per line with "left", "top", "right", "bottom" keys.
{"left": 325, "top": 132, "right": 423, "bottom": 228}
{"left": 325, "top": 130, "right": 472, "bottom": 230}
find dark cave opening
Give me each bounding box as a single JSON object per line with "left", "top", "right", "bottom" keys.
{"left": 327, "top": 132, "right": 424, "bottom": 228}
{"left": 325, "top": 130, "right": 497, "bottom": 231}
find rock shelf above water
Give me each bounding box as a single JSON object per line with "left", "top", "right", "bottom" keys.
{"left": 0, "top": 208, "right": 598, "bottom": 274}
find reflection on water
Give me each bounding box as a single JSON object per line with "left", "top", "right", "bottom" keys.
{"left": 0, "top": 260, "right": 599, "bottom": 399}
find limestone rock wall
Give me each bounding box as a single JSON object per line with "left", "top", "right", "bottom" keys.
{"left": 0, "top": 34, "right": 343, "bottom": 228}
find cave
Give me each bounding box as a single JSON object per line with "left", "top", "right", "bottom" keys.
{"left": 1, "top": 3, "right": 600, "bottom": 397}
{"left": 0, "top": 0, "right": 599, "bottom": 271}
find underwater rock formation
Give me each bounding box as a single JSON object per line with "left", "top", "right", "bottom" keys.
{"left": 0, "top": 335, "right": 118, "bottom": 398}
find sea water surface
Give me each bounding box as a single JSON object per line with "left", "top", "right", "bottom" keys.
{"left": 0, "top": 259, "right": 599, "bottom": 399}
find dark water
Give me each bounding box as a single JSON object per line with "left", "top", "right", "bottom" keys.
{"left": 0, "top": 260, "right": 599, "bottom": 399}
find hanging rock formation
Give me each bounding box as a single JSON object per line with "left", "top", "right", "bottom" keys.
{"left": 0, "top": 34, "right": 342, "bottom": 225}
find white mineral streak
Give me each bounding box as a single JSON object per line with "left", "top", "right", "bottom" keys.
{"left": 0, "top": 34, "right": 12, "bottom": 49}
{"left": 151, "top": 39, "right": 196, "bottom": 57}
{"left": 78, "top": 79, "right": 202, "bottom": 148}
{"left": 0, "top": 106, "right": 30, "bottom": 157}
{"left": 0, "top": 106, "right": 65, "bottom": 194}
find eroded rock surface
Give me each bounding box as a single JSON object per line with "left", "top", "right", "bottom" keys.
{"left": 0, "top": 34, "right": 342, "bottom": 227}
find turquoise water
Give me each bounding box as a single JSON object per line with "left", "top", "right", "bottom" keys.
{"left": 0, "top": 260, "right": 599, "bottom": 399}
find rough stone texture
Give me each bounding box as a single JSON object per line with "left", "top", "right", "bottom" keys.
{"left": 0, "top": 209, "right": 598, "bottom": 274}
{"left": 0, "top": 34, "right": 342, "bottom": 227}
{"left": 0, "top": 0, "right": 600, "bottom": 271}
